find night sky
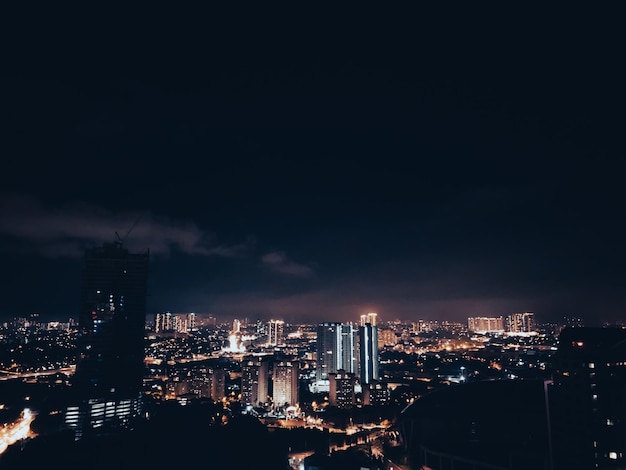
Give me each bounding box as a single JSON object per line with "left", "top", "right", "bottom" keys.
{"left": 2, "top": 7, "right": 625, "bottom": 325}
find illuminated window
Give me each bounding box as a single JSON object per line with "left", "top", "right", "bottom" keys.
{"left": 589, "top": 363, "right": 595, "bottom": 369}
{"left": 609, "top": 452, "right": 618, "bottom": 460}
{"left": 607, "top": 419, "right": 614, "bottom": 426}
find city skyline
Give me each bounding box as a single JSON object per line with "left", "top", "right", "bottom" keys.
{"left": 2, "top": 8, "right": 625, "bottom": 327}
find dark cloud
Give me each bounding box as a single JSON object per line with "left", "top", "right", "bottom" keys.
{"left": 261, "top": 251, "right": 315, "bottom": 278}
{"left": 0, "top": 194, "right": 251, "bottom": 259}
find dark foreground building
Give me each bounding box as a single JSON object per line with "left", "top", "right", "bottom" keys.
{"left": 394, "top": 327, "right": 626, "bottom": 470}
{"left": 1, "top": 401, "right": 290, "bottom": 469}
{"left": 65, "top": 239, "right": 150, "bottom": 439}
{"left": 549, "top": 327, "right": 626, "bottom": 470}
{"left": 394, "top": 378, "right": 551, "bottom": 469}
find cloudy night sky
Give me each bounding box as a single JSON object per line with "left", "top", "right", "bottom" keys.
{"left": 1, "top": 7, "right": 625, "bottom": 326}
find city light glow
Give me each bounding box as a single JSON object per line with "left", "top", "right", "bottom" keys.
{"left": 0, "top": 408, "right": 37, "bottom": 455}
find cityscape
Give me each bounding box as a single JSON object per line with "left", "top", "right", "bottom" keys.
{"left": 1, "top": 239, "right": 625, "bottom": 469}
{"left": 3, "top": 6, "right": 625, "bottom": 470}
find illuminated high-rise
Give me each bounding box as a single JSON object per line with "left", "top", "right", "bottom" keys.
{"left": 316, "top": 322, "right": 357, "bottom": 381}
{"left": 467, "top": 316, "right": 505, "bottom": 334}
{"left": 65, "top": 240, "right": 149, "bottom": 439}
{"left": 154, "top": 311, "right": 173, "bottom": 333}
{"left": 360, "top": 312, "right": 377, "bottom": 326}
{"left": 273, "top": 360, "right": 299, "bottom": 407}
{"left": 506, "top": 312, "right": 535, "bottom": 334}
{"left": 241, "top": 356, "right": 270, "bottom": 407}
{"left": 359, "top": 321, "right": 379, "bottom": 385}
{"left": 267, "top": 319, "right": 285, "bottom": 346}
{"left": 329, "top": 369, "right": 356, "bottom": 408}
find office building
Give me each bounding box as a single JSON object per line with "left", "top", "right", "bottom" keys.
{"left": 359, "top": 322, "right": 379, "bottom": 385}
{"left": 316, "top": 322, "right": 357, "bottom": 382}
{"left": 65, "top": 239, "right": 149, "bottom": 439}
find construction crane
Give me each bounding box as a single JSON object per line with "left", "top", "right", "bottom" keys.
{"left": 114, "top": 216, "right": 141, "bottom": 248}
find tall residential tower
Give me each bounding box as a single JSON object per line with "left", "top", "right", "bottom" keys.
{"left": 65, "top": 239, "right": 149, "bottom": 439}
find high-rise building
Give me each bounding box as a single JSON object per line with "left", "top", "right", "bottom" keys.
{"left": 267, "top": 319, "right": 285, "bottom": 346}
{"left": 155, "top": 311, "right": 173, "bottom": 332}
{"left": 359, "top": 322, "right": 379, "bottom": 385}
{"left": 272, "top": 360, "right": 299, "bottom": 407}
{"left": 467, "top": 316, "right": 505, "bottom": 334}
{"left": 329, "top": 369, "right": 356, "bottom": 408}
{"left": 363, "top": 380, "right": 389, "bottom": 406}
{"left": 506, "top": 312, "right": 536, "bottom": 335}
{"left": 65, "top": 240, "right": 149, "bottom": 440}
{"left": 549, "top": 327, "right": 626, "bottom": 470}
{"left": 187, "top": 312, "right": 196, "bottom": 331}
{"left": 360, "top": 312, "right": 377, "bottom": 327}
{"left": 209, "top": 368, "right": 227, "bottom": 402}
{"left": 241, "top": 356, "right": 270, "bottom": 407}
{"left": 316, "top": 322, "right": 357, "bottom": 382}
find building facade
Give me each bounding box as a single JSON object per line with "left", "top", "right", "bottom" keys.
{"left": 65, "top": 240, "right": 149, "bottom": 439}
{"left": 273, "top": 360, "right": 299, "bottom": 408}
{"left": 329, "top": 369, "right": 356, "bottom": 408}
{"left": 267, "top": 319, "right": 285, "bottom": 346}
{"left": 467, "top": 316, "right": 505, "bottom": 334}
{"left": 359, "top": 322, "right": 379, "bottom": 385}
{"left": 316, "top": 322, "right": 357, "bottom": 382}
{"left": 241, "top": 356, "right": 270, "bottom": 407}
{"left": 549, "top": 327, "right": 626, "bottom": 470}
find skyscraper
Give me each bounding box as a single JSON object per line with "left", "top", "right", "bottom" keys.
{"left": 360, "top": 312, "right": 377, "bottom": 327}
{"left": 65, "top": 239, "right": 149, "bottom": 439}
{"left": 359, "top": 321, "right": 379, "bottom": 385}
{"left": 241, "top": 356, "right": 270, "bottom": 407}
{"left": 273, "top": 360, "right": 299, "bottom": 408}
{"left": 267, "top": 319, "right": 285, "bottom": 346}
{"left": 316, "top": 322, "right": 357, "bottom": 382}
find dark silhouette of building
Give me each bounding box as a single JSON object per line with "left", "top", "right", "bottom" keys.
{"left": 2, "top": 401, "right": 290, "bottom": 469}
{"left": 549, "top": 327, "right": 626, "bottom": 470}
{"left": 65, "top": 239, "right": 149, "bottom": 439}
{"left": 394, "top": 379, "right": 551, "bottom": 469}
